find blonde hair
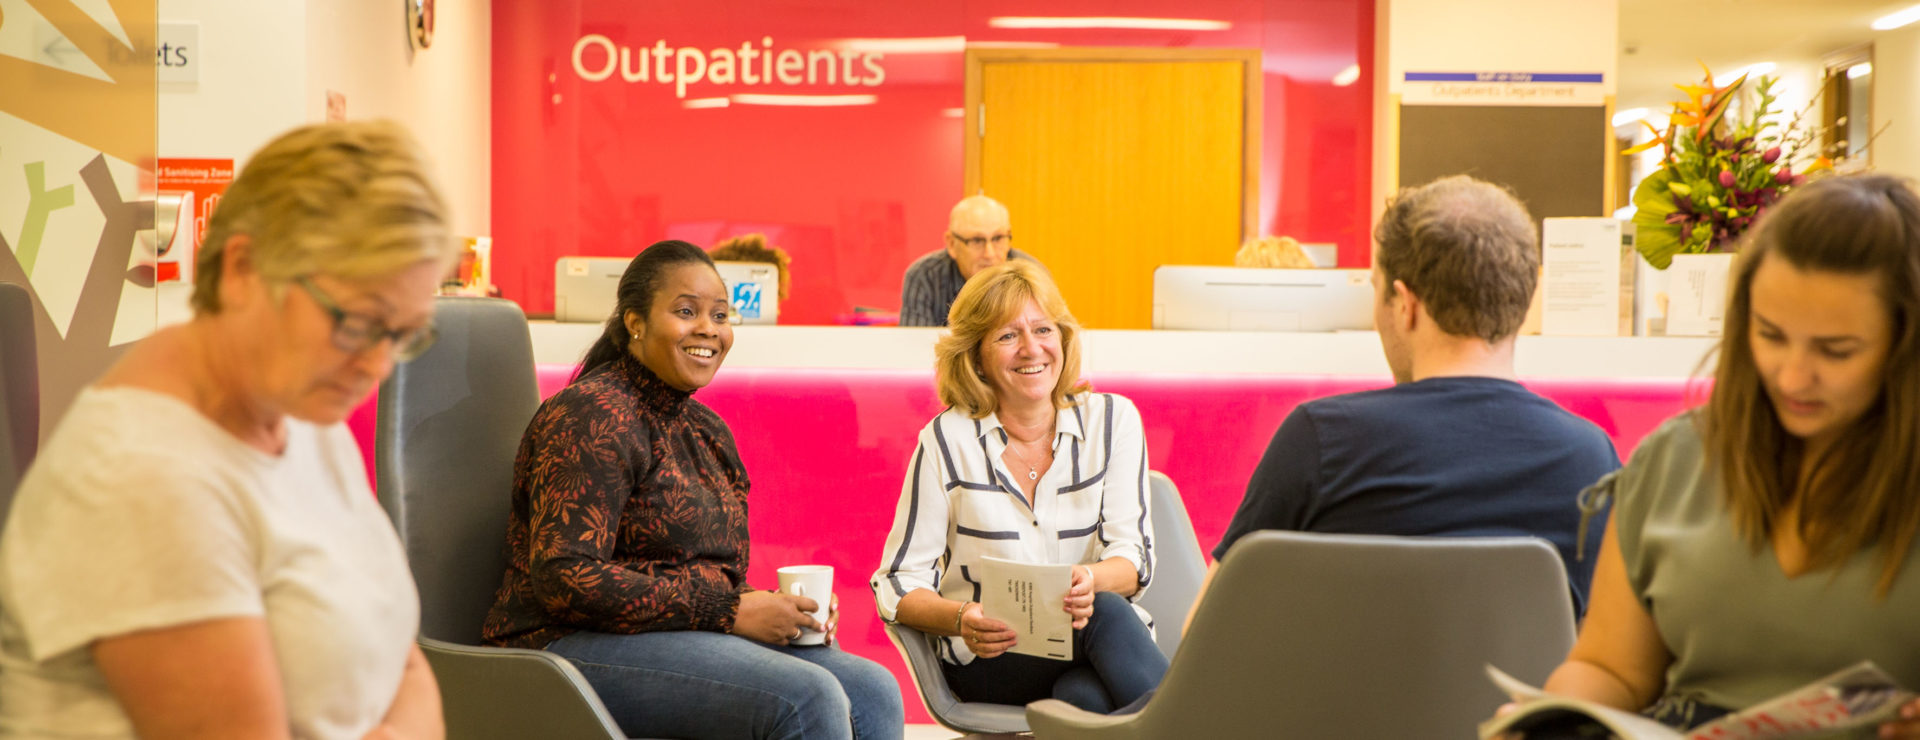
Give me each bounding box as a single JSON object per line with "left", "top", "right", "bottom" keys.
{"left": 1234, "top": 235, "right": 1316, "bottom": 269}
{"left": 709, "top": 233, "right": 793, "bottom": 301}
{"left": 192, "top": 120, "right": 454, "bottom": 314}
{"left": 935, "top": 261, "right": 1089, "bottom": 418}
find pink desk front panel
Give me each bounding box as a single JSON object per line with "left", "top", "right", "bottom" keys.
{"left": 350, "top": 365, "right": 1701, "bottom": 724}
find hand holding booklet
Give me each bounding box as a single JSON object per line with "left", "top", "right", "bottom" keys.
{"left": 1478, "top": 662, "right": 1915, "bottom": 740}
{"left": 977, "top": 555, "right": 1073, "bottom": 661}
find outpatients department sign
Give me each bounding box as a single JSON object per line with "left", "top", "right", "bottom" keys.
{"left": 572, "top": 35, "right": 886, "bottom": 98}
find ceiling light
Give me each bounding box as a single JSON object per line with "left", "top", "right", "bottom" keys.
{"left": 1612, "top": 107, "right": 1650, "bottom": 127}
{"left": 730, "top": 94, "right": 878, "bottom": 107}
{"left": 1849, "top": 62, "right": 1874, "bottom": 79}
{"left": 988, "top": 16, "right": 1231, "bottom": 31}
{"left": 1331, "top": 64, "right": 1361, "bottom": 87}
{"left": 1872, "top": 4, "right": 1920, "bottom": 30}
{"left": 1713, "top": 62, "right": 1775, "bottom": 85}
{"left": 683, "top": 97, "right": 731, "bottom": 109}
{"left": 833, "top": 36, "right": 965, "bottom": 54}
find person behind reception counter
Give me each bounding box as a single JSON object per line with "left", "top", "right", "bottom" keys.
{"left": 1184, "top": 175, "right": 1621, "bottom": 636}
{"left": 873, "top": 260, "right": 1167, "bottom": 713}
{"left": 899, "top": 194, "right": 1046, "bottom": 327}
{"left": 1232, "top": 234, "right": 1316, "bottom": 269}
{"left": 710, "top": 232, "right": 792, "bottom": 302}
{"left": 0, "top": 121, "right": 455, "bottom": 738}
{"left": 1524, "top": 174, "right": 1920, "bottom": 734}
{"left": 481, "top": 240, "right": 902, "bottom": 740}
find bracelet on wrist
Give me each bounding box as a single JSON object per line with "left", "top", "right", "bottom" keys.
{"left": 954, "top": 601, "right": 974, "bottom": 635}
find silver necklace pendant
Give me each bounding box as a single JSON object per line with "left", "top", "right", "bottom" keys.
{"left": 1027, "top": 470, "right": 1039, "bottom": 480}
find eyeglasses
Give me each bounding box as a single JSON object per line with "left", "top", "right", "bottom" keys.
{"left": 948, "top": 231, "right": 1013, "bottom": 250}
{"left": 295, "top": 276, "right": 438, "bottom": 362}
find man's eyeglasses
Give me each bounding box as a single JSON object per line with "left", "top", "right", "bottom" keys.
{"left": 295, "top": 276, "right": 438, "bottom": 362}
{"left": 948, "top": 231, "right": 1013, "bottom": 250}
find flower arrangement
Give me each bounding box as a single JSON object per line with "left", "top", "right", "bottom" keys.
{"left": 1626, "top": 64, "right": 1832, "bottom": 269}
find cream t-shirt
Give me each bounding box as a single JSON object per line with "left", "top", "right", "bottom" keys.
{"left": 0, "top": 387, "right": 420, "bottom": 739}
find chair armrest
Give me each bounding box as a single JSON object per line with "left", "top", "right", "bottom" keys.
{"left": 1025, "top": 698, "right": 1144, "bottom": 740}
{"left": 419, "top": 637, "right": 627, "bottom": 740}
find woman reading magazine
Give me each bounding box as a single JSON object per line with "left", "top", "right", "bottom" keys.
{"left": 1505, "top": 175, "right": 1920, "bottom": 737}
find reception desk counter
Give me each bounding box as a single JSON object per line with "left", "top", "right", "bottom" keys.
{"left": 351, "top": 323, "right": 1716, "bottom": 723}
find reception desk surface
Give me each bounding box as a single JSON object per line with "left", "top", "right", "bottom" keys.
{"left": 530, "top": 322, "right": 1722, "bottom": 378}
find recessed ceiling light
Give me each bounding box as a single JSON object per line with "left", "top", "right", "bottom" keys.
{"left": 1612, "top": 108, "right": 1650, "bottom": 127}
{"left": 1713, "top": 62, "right": 1775, "bottom": 85}
{"left": 1872, "top": 4, "right": 1920, "bottom": 30}
{"left": 988, "top": 16, "right": 1231, "bottom": 31}
{"left": 731, "top": 94, "right": 878, "bottom": 107}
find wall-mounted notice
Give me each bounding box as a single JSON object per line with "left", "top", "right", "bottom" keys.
{"left": 1401, "top": 71, "right": 1604, "bottom": 106}
{"left": 155, "top": 158, "right": 234, "bottom": 283}
{"left": 1666, "top": 253, "right": 1733, "bottom": 337}
{"left": 1542, "top": 218, "right": 1627, "bottom": 336}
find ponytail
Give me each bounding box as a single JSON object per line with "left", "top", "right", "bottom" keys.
{"left": 574, "top": 240, "right": 716, "bottom": 383}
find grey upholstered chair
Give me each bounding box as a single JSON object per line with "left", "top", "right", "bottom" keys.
{"left": 0, "top": 282, "right": 39, "bottom": 524}
{"left": 374, "top": 297, "right": 626, "bottom": 740}
{"left": 885, "top": 469, "right": 1199, "bottom": 735}
{"left": 1134, "top": 472, "right": 1205, "bottom": 660}
{"left": 884, "top": 620, "right": 1030, "bottom": 736}
{"left": 1026, "top": 531, "right": 1578, "bottom": 739}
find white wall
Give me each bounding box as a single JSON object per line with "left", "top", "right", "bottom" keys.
{"left": 158, "top": 0, "right": 308, "bottom": 167}
{"left": 1372, "top": 0, "right": 1619, "bottom": 218}
{"left": 1873, "top": 23, "right": 1920, "bottom": 180}
{"left": 157, "top": 0, "right": 489, "bottom": 236}
{"left": 305, "top": 0, "right": 491, "bottom": 237}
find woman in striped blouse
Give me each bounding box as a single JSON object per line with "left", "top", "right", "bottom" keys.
{"left": 872, "top": 261, "right": 1167, "bottom": 713}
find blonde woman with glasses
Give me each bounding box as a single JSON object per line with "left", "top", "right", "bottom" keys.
{"left": 0, "top": 121, "right": 457, "bottom": 739}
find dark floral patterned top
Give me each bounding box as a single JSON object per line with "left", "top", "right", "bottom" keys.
{"left": 482, "top": 354, "right": 752, "bottom": 649}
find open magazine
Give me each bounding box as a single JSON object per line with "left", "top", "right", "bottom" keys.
{"left": 1479, "top": 662, "right": 1914, "bottom": 740}
{"left": 976, "top": 556, "right": 1073, "bottom": 661}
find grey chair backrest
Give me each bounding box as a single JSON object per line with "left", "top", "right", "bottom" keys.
{"left": 1133, "top": 471, "right": 1204, "bottom": 660}
{"left": 1028, "top": 530, "right": 1577, "bottom": 739}
{"left": 375, "top": 297, "right": 540, "bottom": 644}
{"left": 0, "top": 282, "right": 40, "bottom": 523}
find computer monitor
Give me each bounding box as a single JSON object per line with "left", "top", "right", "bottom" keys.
{"left": 1151, "top": 266, "right": 1376, "bottom": 331}
{"left": 552, "top": 257, "right": 781, "bottom": 325}
{"left": 553, "top": 256, "right": 627, "bottom": 323}
{"left": 713, "top": 260, "right": 780, "bottom": 325}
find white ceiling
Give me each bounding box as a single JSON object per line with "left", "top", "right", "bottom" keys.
{"left": 1618, "top": 0, "right": 1910, "bottom": 111}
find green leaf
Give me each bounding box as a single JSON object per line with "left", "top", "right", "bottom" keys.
{"left": 1632, "top": 170, "right": 1685, "bottom": 269}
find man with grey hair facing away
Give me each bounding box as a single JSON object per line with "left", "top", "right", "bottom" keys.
{"left": 1190, "top": 175, "right": 1621, "bottom": 632}
{"left": 899, "top": 195, "right": 1045, "bottom": 326}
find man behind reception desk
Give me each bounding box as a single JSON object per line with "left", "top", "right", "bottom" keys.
{"left": 1192, "top": 175, "right": 1622, "bottom": 626}
{"left": 899, "top": 195, "right": 1044, "bottom": 326}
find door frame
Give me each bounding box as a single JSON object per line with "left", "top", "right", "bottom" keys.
{"left": 962, "top": 47, "right": 1265, "bottom": 243}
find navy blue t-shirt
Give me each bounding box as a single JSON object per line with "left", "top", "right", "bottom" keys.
{"left": 1213, "top": 376, "right": 1620, "bottom": 613}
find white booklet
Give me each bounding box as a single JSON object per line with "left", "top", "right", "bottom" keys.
{"left": 976, "top": 556, "right": 1073, "bottom": 661}
{"left": 1479, "top": 662, "right": 1914, "bottom": 740}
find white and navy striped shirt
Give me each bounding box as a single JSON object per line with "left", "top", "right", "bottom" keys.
{"left": 871, "top": 392, "right": 1154, "bottom": 664}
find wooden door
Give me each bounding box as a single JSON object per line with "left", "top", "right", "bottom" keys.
{"left": 967, "top": 49, "right": 1258, "bottom": 329}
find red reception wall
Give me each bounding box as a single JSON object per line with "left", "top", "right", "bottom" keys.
{"left": 491, "top": 0, "right": 1376, "bottom": 323}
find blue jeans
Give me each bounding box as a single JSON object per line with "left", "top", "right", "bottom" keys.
{"left": 940, "top": 592, "right": 1168, "bottom": 713}
{"left": 547, "top": 630, "right": 904, "bottom": 740}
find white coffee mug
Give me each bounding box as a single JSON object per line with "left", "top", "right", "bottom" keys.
{"left": 776, "top": 564, "right": 833, "bottom": 646}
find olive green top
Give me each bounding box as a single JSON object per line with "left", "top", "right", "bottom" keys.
{"left": 1610, "top": 415, "right": 1920, "bottom": 731}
